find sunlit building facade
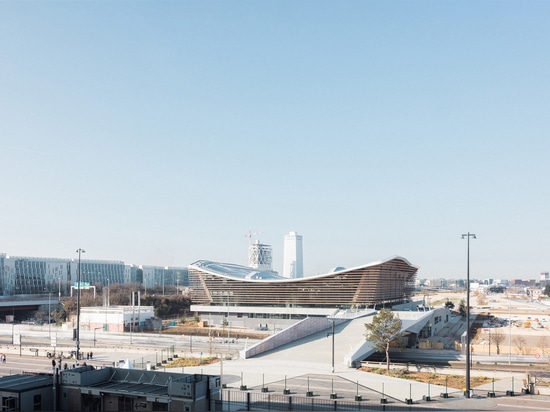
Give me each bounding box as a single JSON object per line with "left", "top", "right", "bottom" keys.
{"left": 247, "top": 241, "right": 274, "bottom": 271}
{"left": 0, "top": 254, "right": 125, "bottom": 297}
{"left": 0, "top": 253, "right": 189, "bottom": 297}
{"left": 189, "top": 256, "right": 418, "bottom": 325}
{"left": 283, "top": 231, "right": 303, "bottom": 278}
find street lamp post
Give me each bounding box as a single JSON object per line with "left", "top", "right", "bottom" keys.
{"left": 227, "top": 321, "right": 231, "bottom": 351}
{"left": 11, "top": 306, "right": 14, "bottom": 345}
{"left": 327, "top": 319, "right": 335, "bottom": 373}
{"left": 488, "top": 328, "right": 491, "bottom": 356}
{"left": 461, "top": 232, "right": 476, "bottom": 398}
{"left": 508, "top": 295, "right": 512, "bottom": 365}
{"left": 94, "top": 327, "right": 101, "bottom": 348}
{"left": 331, "top": 320, "right": 335, "bottom": 373}
{"left": 48, "top": 292, "right": 51, "bottom": 339}
{"left": 76, "top": 248, "right": 85, "bottom": 362}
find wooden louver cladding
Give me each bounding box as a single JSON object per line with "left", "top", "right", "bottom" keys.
{"left": 189, "top": 257, "right": 417, "bottom": 309}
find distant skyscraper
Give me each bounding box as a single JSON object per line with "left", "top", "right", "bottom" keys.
{"left": 283, "top": 231, "right": 303, "bottom": 278}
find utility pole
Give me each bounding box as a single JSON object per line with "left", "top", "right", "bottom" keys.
{"left": 75, "top": 248, "right": 85, "bottom": 362}
{"left": 461, "top": 232, "right": 476, "bottom": 398}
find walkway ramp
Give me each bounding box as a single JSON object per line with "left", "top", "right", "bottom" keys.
{"left": 243, "top": 310, "right": 376, "bottom": 366}
{"left": 245, "top": 309, "right": 443, "bottom": 368}
{"left": 241, "top": 316, "right": 347, "bottom": 359}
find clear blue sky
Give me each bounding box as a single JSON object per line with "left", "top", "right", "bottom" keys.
{"left": 1, "top": 1, "right": 549, "bottom": 280}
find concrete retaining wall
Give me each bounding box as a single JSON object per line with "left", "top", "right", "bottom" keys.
{"left": 241, "top": 317, "right": 346, "bottom": 359}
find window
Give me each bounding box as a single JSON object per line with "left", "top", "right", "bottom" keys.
{"left": 151, "top": 401, "right": 169, "bottom": 411}
{"left": 2, "top": 396, "right": 16, "bottom": 411}
{"left": 118, "top": 396, "right": 133, "bottom": 411}
{"left": 33, "top": 394, "right": 41, "bottom": 411}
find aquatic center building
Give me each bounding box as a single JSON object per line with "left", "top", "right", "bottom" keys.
{"left": 189, "top": 256, "right": 418, "bottom": 328}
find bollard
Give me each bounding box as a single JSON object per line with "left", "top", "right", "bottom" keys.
{"left": 283, "top": 375, "right": 290, "bottom": 395}
{"left": 488, "top": 378, "right": 496, "bottom": 398}
{"left": 329, "top": 379, "right": 337, "bottom": 399}
{"left": 239, "top": 372, "right": 247, "bottom": 390}
{"left": 306, "top": 377, "right": 313, "bottom": 397}
{"left": 355, "top": 381, "right": 362, "bottom": 401}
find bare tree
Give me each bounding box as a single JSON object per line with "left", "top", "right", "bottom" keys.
{"left": 81, "top": 291, "right": 102, "bottom": 307}
{"left": 458, "top": 299, "right": 467, "bottom": 318}
{"left": 489, "top": 328, "right": 505, "bottom": 354}
{"left": 477, "top": 293, "right": 486, "bottom": 306}
{"left": 538, "top": 336, "right": 548, "bottom": 357}
{"left": 513, "top": 336, "right": 527, "bottom": 355}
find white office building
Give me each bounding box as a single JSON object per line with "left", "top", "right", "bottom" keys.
{"left": 0, "top": 253, "right": 125, "bottom": 297}
{"left": 78, "top": 304, "right": 156, "bottom": 333}
{"left": 283, "top": 231, "right": 303, "bottom": 278}
{"left": 248, "top": 240, "right": 273, "bottom": 271}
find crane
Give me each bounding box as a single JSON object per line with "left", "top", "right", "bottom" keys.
{"left": 244, "top": 230, "right": 263, "bottom": 244}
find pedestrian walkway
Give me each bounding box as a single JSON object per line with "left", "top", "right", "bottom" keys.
{"left": 181, "top": 355, "right": 542, "bottom": 410}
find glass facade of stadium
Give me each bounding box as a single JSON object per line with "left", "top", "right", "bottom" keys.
{"left": 189, "top": 256, "right": 418, "bottom": 316}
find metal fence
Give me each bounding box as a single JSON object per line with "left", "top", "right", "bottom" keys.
{"left": 128, "top": 345, "right": 178, "bottom": 370}
{"left": 213, "top": 390, "right": 452, "bottom": 411}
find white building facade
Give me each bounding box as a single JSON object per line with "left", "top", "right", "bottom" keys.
{"left": 248, "top": 241, "right": 273, "bottom": 271}
{"left": 78, "top": 305, "right": 155, "bottom": 333}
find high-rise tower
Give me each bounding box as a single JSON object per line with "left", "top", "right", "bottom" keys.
{"left": 248, "top": 240, "right": 273, "bottom": 271}
{"left": 283, "top": 231, "right": 303, "bottom": 278}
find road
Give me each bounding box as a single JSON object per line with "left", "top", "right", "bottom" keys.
{"left": 0, "top": 323, "right": 257, "bottom": 371}
{"left": 1, "top": 323, "right": 550, "bottom": 411}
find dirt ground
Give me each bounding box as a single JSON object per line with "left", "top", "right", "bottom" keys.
{"left": 162, "top": 321, "right": 270, "bottom": 340}
{"left": 358, "top": 366, "right": 492, "bottom": 389}
{"left": 420, "top": 291, "right": 550, "bottom": 357}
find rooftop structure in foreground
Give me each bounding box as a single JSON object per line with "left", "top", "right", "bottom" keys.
{"left": 189, "top": 256, "right": 417, "bottom": 310}
{"left": 0, "top": 366, "right": 220, "bottom": 411}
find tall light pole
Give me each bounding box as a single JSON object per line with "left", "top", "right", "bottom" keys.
{"left": 107, "top": 278, "right": 110, "bottom": 307}
{"left": 461, "top": 232, "right": 476, "bottom": 398}
{"left": 94, "top": 327, "right": 101, "bottom": 348}
{"left": 11, "top": 306, "right": 14, "bottom": 345}
{"left": 508, "top": 294, "right": 512, "bottom": 365}
{"left": 488, "top": 328, "right": 491, "bottom": 356}
{"left": 327, "top": 319, "right": 335, "bottom": 373}
{"left": 76, "top": 248, "right": 85, "bottom": 362}
{"left": 48, "top": 292, "right": 51, "bottom": 339}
